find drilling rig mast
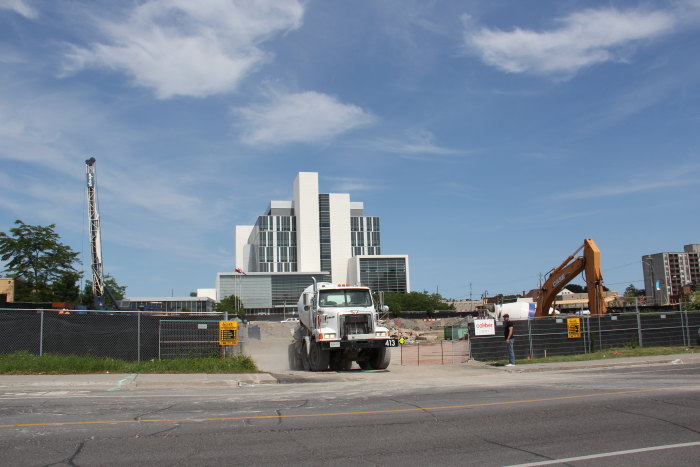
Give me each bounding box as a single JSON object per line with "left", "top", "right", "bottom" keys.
{"left": 85, "top": 157, "right": 118, "bottom": 309}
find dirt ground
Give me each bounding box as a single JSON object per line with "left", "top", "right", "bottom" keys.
{"left": 243, "top": 318, "right": 471, "bottom": 373}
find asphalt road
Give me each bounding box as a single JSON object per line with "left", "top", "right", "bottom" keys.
{"left": 0, "top": 358, "right": 699, "bottom": 466}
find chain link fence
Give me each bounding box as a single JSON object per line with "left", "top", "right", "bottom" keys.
{"left": 2, "top": 308, "right": 698, "bottom": 364}
{"left": 468, "top": 310, "right": 700, "bottom": 362}
{"left": 0, "top": 309, "right": 246, "bottom": 361}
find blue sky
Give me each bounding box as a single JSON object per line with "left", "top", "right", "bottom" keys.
{"left": 1, "top": 0, "right": 699, "bottom": 300}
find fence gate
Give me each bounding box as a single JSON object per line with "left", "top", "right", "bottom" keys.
{"left": 159, "top": 320, "right": 221, "bottom": 359}
{"left": 400, "top": 341, "right": 470, "bottom": 366}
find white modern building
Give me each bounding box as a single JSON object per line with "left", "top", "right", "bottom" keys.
{"left": 218, "top": 172, "right": 410, "bottom": 313}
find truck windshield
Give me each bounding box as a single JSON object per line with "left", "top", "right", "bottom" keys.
{"left": 319, "top": 289, "right": 372, "bottom": 307}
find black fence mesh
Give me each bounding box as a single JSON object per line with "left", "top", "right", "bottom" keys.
{"left": 0, "top": 309, "right": 233, "bottom": 361}
{"left": 468, "top": 311, "right": 700, "bottom": 362}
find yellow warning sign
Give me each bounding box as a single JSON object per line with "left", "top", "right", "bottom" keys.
{"left": 219, "top": 321, "right": 238, "bottom": 345}
{"left": 567, "top": 318, "right": 581, "bottom": 339}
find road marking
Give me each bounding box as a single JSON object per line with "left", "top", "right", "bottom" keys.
{"left": 0, "top": 384, "right": 698, "bottom": 429}
{"left": 505, "top": 440, "right": 700, "bottom": 466}
{"left": 107, "top": 374, "right": 136, "bottom": 391}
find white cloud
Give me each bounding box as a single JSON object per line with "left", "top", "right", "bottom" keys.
{"left": 364, "top": 130, "right": 461, "bottom": 156}
{"left": 65, "top": 0, "right": 305, "bottom": 98}
{"left": 237, "top": 91, "right": 376, "bottom": 145}
{"left": 325, "top": 177, "right": 380, "bottom": 192}
{"left": 462, "top": 7, "right": 677, "bottom": 77}
{"left": 556, "top": 164, "right": 700, "bottom": 200}
{"left": 0, "top": 0, "right": 38, "bottom": 19}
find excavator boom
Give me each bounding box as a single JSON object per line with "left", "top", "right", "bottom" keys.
{"left": 535, "top": 239, "right": 607, "bottom": 317}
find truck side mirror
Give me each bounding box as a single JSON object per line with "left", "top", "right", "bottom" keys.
{"left": 381, "top": 305, "right": 389, "bottom": 312}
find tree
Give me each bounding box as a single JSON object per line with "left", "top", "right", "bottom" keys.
{"left": 0, "top": 220, "right": 80, "bottom": 301}
{"left": 80, "top": 274, "right": 127, "bottom": 306}
{"left": 566, "top": 284, "right": 586, "bottom": 294}
{"left": 215, "top": 295, "right": 245, "bottom": 317}
{"left": 624, "top": 284, "right": 645, "bottom": 298}
{"left": 686, "top": 290, "right": 700, "bottom": 311}
{"left": 51, "top": 271, "right": 81, "bottom": 302}
{"left": 383, "top": 291, "right": 455, "bottom": 315}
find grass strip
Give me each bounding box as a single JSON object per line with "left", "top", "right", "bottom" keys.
{"left": 490, "top": 345, "right": 700, "bottom": 366}
{"left": 0, "top": 351, "right": 259, "bottom": 374}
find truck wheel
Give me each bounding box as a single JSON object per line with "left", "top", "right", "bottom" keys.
{"left": 301, "top": 342, "right": 311, "bottom": 371}
{"left": 309, "top": 341, "right": 330, "bottom": 371}
{"left": 359, "top": 348, "right": 391, "bottom": 370}
{"left": 372, "top": 347, "right": 391, "bottom": 369}
{"left": 288, "top": 343, "right": 303, "bottom": 370}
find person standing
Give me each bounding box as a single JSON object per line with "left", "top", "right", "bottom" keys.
{"left": 503, "top": 313, "right": 515, "bottom": 366}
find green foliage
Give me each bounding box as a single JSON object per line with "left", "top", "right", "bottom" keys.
{"left": 565, "top": 284, "right": 586, "bottom": 293}
{"left": 51, "top": 271, "right": 81, "bottom": 302}
{"left": 215, "top": 294, "right": 245, "bottom": 317}
{"left": 624, "top": 284, "right": 645, "bottom": 298}
{"left": 383, "top": 291, "right": 455, "bottom": 314}
{"left": 687, "top": 291, "right": 700, "bottom": 311}
{"left": 80, "top": 274, "right": 127, "bottom": 305}
{"left": 0, "top": 220, "right": 80, "bottom": 301}
{"left": 0, "top": 351, "right": 259, "bottom": 374}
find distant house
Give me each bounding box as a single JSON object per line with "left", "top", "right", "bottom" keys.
{"left": 0, "top": 278, "right": 14, "bottom": 303}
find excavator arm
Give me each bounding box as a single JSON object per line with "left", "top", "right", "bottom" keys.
{"left": 535, "top": 239, "right": 607, "bottom": 317}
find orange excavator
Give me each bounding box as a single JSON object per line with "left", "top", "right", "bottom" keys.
{"left": 535, "top": 239, "right": 607, "bottom": 317}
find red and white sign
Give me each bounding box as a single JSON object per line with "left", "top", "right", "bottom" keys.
{"left": 474, "top": 318, "right": 496, "bottom": 336}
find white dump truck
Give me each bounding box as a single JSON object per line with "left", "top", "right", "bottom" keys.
{"left": 288, "top": 279, "right": 398, "bottom": 371}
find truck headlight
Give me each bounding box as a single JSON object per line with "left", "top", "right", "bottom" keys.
{"left": 319, "top": 333, "right": 337, "bottom": 340}
{"left": 375, "top": 331, "right": 388, "bottom": 337}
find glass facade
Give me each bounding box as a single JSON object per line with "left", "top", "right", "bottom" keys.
{"left": 351, "top": 216, "right": 381, "bottom": 256}
{"left": 122, "top": 298, "right": 215, "bottom": 313}
{"left": 271, "top": 274, "right": 330, "bottom": 308}
{"left": 319, "top": 194, "right": 332, "bottom": 273}
{"left": 253, "top": 215, "right": 297, "bottom": 273}
{"left": 359, "top": 257, "right": 407, "bottom": 293}
{"left": 218, "top": 273, "right": 330, "bottom": 314}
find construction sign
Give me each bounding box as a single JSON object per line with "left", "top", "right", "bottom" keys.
{"left": 567, "top": 318, "right": 581, "bottom": 339}
{"left": 219, "top": 320, "right": 238, "bottom": 346}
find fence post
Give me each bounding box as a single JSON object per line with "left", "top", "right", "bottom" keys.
{"left": 158, "top": 319, "right": 161, "bottom": 360}
{"left": 39, "top": 310, "right": 44, "bottom": 356}
{"left": 527, "top": 319, "right": 534, "bottom": 360}
{"left": 635, "top": 297, "right": 643, "bottom": 348}
{"left": 137, "top": 311, "right": 141, "bottom": 362}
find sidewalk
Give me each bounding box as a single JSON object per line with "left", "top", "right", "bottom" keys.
{"left": 0, "top": 353, "right": 697, "bottom": 390}
{"left": 504, "top": 352, "right": 700, "bottom": 372}
{"left": 0, "top": 372, "right": 278, "bottom": 391}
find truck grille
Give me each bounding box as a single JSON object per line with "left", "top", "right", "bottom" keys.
{"left": 341, "top": 314, "right": 371, "bottom": 336}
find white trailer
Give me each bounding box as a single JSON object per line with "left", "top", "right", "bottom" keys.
{"left": 288, "top": 280, "right": 398, "bottom": 371}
